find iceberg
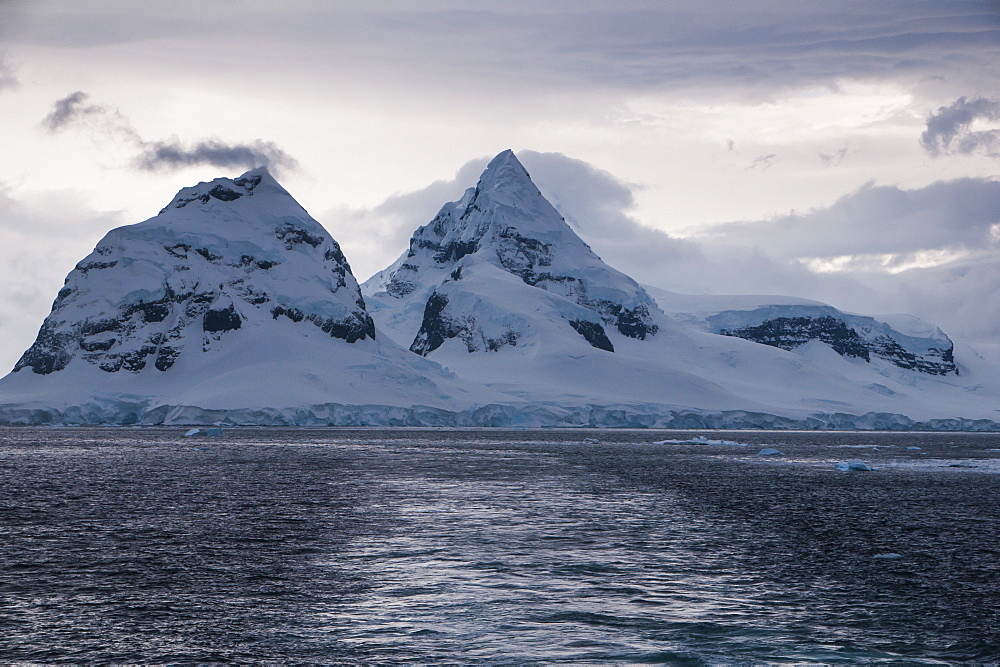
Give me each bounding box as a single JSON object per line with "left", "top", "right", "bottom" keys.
{"left": 836, "top": 459, "right": 875, "bottom": 471}
{"left": 652, "top": 436, "right": 748, "bottom": 446}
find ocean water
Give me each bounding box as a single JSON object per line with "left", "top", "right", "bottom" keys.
{"left": 0, "top": 427, "right": 997, "bottom": 663}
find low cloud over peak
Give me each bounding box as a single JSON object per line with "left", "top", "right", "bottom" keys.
{"left": 135, "top": 138, "right": 298, "bottom": 175}
{"left": 41, "top": 91, "right": 298, "bottom": 176}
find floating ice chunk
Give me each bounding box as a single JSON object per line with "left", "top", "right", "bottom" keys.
{"left": 184, "top": 427, "right": 223, "bottom": 437}
{"left": 873, "top": 553, "right": 903, "bottom": 559}
{"left": 906, "top": 446, "right": 922, "bottom": 450}
{"left": 758, "top": 448, "right": 783, "bottom": 456}
{"left": 652, "top": 436, "right": 747, "bottom": 446}
{"left": 836, "top": 459, "right": 874, "bottom": 471}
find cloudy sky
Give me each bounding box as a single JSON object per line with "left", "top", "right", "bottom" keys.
{"left": 0, "top": 0, "right": 997, "bottom": 369}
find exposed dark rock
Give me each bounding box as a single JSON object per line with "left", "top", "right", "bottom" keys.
{"left": 166, "top": 244, "right": 191, "bottom": 258}
{"left": 13, "top": 323, "right": 74, "bottom": 374}
{"left": 721, "top": 316, "right": 870, "bottom": 360}
{"left": 435, "top": 240, "right": 479, "bottom": 264}
{"left": 410, "top": 292, "right": 518, "bottom": 355}
{"left": 304, "top": 312, "right": 375, "bottom": 343}
{"left": 271, "top": 305, "right": 305, "bottom": 322}
{"left": 599, "top": 302, "right": 658, "bottom": 340}
{"left": 127, "top": 300, "right": 170, "bottom": 323}
{"left": 569, "top": 320, "right": 615, "bottom": 352}
{"left": 411, "top": 293, "right": 451, "bottom": 356}
{"left": 203, "top": 304, "right": 242, "bottom": 332}
{"left": 718, "top": 314, "right": 958, "bottom": 375}
{"left": 154, "top": 345, "right": 180, "bottom": 371}
{"left": 75, "top": 260, "right": 117, "bottom": 274}
{"left": 275, "top": 222, "right": 323, "bottom": 249}
{"left": 80, "top": 338, "right": 116, "bottom": 352}
{"left": 194, "top": 248, "right": 223, "bottom": 262}
{"left": 207, "top": 185, "right": 243, "bottom": 202}
{"left": 233, "top": 174, "right": 262, "bottom": 191}
{"left": 272, "top": 305, "right": 374, "bottom": 343}
{"left": 80, "top": 318, "right": 122, "bottom": 337}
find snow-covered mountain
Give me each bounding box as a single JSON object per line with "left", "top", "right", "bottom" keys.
{"left": 361, "top": 151, "right": 1000, "bottom": 429}
{"left": 1, "top": 156, "right": 998, "bottom": 429}
{"left": 363, "top": 150, "right": 659, "bottom": 356}
{"left": 0, "top": 168, "right": 498, "bottom": 424}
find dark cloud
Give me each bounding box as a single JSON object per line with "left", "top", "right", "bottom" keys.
{"left": 41, "top": 91, "right": 297, "bottom": 175}
{"left": 920, "top": 96, "right": 1000, "bottom": 157}
{"left": 41, "top": 91, "right": 128, "bottom": 134}
{"left": 135, "top": 139, "right": 299, "bottom": 176}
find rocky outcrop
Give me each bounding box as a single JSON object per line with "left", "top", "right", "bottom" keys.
{"left": 710, "top": 306, "right": 957, "bottom": 375}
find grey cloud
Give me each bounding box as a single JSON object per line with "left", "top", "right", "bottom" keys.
{"left": 921, "top": 96, "right": 1000, "bottom": 157}
{"left": 700, "top": 178, "right": 1000, "bottom": 260}
{"left": 819, "top": 147, "right": 847, "bottom": 167}
{"left": 41, "top": 90, "right": 141, "bottom": 141}
{"left": 747, "top": 154, "right": 777, "bottom": 171}
{"left": 7, "top": 2, "right": 999, "bottom": 98}
{"left": 135, "top": 139, "right": 299, "bottom": 177}
{"left": 42, "top": 91, "right": 91, "bottom": 131}
{"left": 42, "top": 91, "right": 125, "bottom": 133}
{"left": 41, "top": 91, "right": 297, "bottom": 175}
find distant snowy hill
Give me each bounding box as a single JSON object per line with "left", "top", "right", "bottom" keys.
{"left": 1, "top": 157, "right": 998, "bottom": 429}
{"left": 648, "top": 288, "right": 957, "bottom": 375}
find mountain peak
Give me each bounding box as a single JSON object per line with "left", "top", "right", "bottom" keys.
{"left": 477, "top": 149, "right": 536, "bottom": 194}
{"left": 159, "top": 166, "right": 288, "bottom": 214}
{"left": 13, "top": 167, "right": 375, "bottom": 378}
{"left": 363, "top": 150, "right": 662, "bottom": 353}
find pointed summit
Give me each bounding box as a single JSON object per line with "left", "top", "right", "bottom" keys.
{"left": 362, "top": 150, "right": 661, "bottom": 357}
{"left": 476, "top": 149, "right": 535, "bottom": 193}
{"left": 13, "top": 167, "right": 374, "bottom": 378}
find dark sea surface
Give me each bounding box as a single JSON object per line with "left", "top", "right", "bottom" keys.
{"left": 0, "top": 427, "right": 998, "bottom": 664}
